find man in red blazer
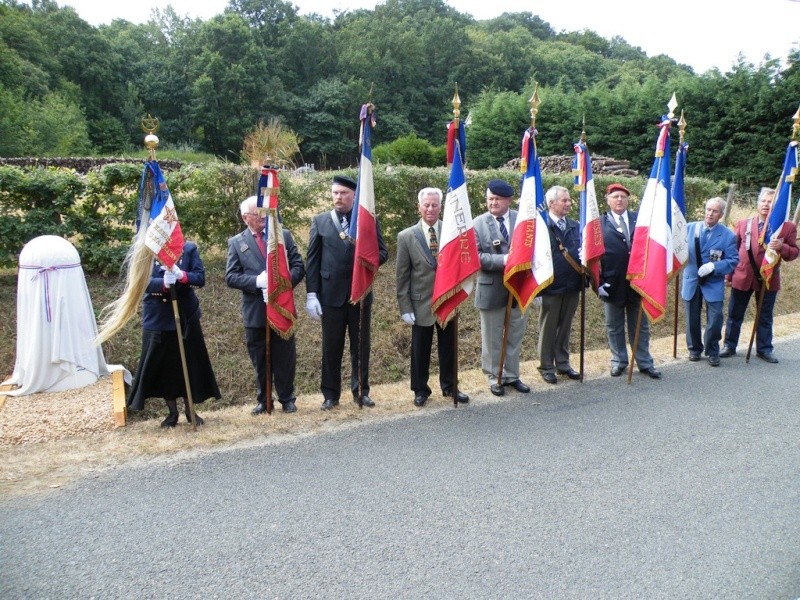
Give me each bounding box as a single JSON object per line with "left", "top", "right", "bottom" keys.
{"left": 722, "top": 187, "right": 799, "bottom": 363}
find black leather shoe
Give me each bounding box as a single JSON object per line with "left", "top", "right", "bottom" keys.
{"left": 490, "top": 383, "right": 505, "bottom": 396}
{"left": 443, "top": 390, "right": 469, "bottom": 403}
{"left": 719, "top": 346, "right": 736, "bottom": 358}
{"left": 639, "top": 367, "right": 662, "bottom": 379}
{"left": 282, "top": 400, "right": 297, "bottom": 413}
{"left": 542, "top": 373, "right": 557, "bottom": 385}
{"left": 160, "top": 413, "right": 179, "bottom": 428}
{"left": 610, "top": 365, "right": 626, "bottom": 377}
{"left": 558, "top": 368, "right": 581, "bottom": 380}
{"left": 757, "top": 352, "right": 779, "bottom": 364}
{"left": 321, "top": 398, "right": 338, "bottom": 411}
{"left": 413, "top": 394, "right": 428, "bottom": 407}
{"left": 251, "top": 402, "right": 268, "bottom": 415}
{"left": 507, "top": 379, "right": 531, "bottom": 393}
{"left": 354, "top": 394, "right": 375, "bottom": 407}
{"left": 707, "top": 356, "right": 720, "bottom": 367}
{"left": 688, "top": 352, "right": 701, "bottom": 361}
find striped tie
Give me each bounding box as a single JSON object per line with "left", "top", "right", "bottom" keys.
{"left": 428, "top": 226, "right": 438, "bottom": 262}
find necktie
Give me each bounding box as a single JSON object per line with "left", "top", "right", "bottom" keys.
{"left": 340, "top": 215, "right": 349, "bottom": 232}
{"left": 557, "top": 218, "right": 566, "bottom": 232}
{"left": 497, "top": 216, "right": 509, "bottom": 242}
{"left": 254, "top": 230, "right": 266, "bottom": 257}
{"left": 758, "top": 220, "right": 764, "bottom": 234}
{"left": 618, "top": 215, "right": 630, "bottom": 247}
{"left": 428, "top": 226, "right": 438, "bottom": 262}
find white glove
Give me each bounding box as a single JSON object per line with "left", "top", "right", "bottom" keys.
{"left": 256, "top": 270, "right": 267, "bottom": 289}
{"left": 262, "top": 289, "right": 268, "bottom": 302}
{"left": 578, "top": 247, "right": 584, "bottom": 262}
{"left": 533, "top": 296, "right": 542, "bottom": 308}
{"left": 598, "top": 283, "right": 610, "bottom": 298}
{"left": 163, "top": 271, "right": 177, "bottom": 287}
{"left": 698, "top": 262, "right": 714, "bottom": 277}
{"left": 503, "top": 254, "right": 509, "bottom": 265}
{"left": 305, "top": 292, "right": 323, "bottom": 320}
{"left": 171, "top": 264, "right": 185, "bottom": 279}
{"left": 401, "top": 313, "right": 416, "bottom": 326}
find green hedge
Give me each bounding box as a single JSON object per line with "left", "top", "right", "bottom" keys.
{"left": 0, "top": 162, "right": 723, "bottom": 273}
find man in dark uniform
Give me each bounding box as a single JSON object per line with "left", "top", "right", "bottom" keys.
{"left": 598, "top": 183, "right": 661, "bottom": 378}
{"left": 305, "top": 175, "right": 389, "bottom": 410}
{"left": 226, "top": 196, "right": 305, "bottom": 414}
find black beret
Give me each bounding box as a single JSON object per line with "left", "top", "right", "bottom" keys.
{"left": 487, "top": 179, "right": 514, "bottom": 198}
{"left": 332, "top": 175, "right": 357, "bottom": 191}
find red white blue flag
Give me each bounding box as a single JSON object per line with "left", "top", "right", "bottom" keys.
{"left": 446, "top": 119, "right": 467, "bottom": 167}
{"left": 349, "top": 104, "right": 380, "bottom": 304}
{"left": 760, "top": 139, "right": 799, "bottom": 288}
{"left": 627, "top": 116, "right": 674, "bottom": 322}
{"left": 432, "top": 138, "right": 479, "bottom": 326}
{"left": 573, "top": 140, "right": 604, "bottom": 289}
{"left": 257, "top": 167, "right": 296, "bottom": 338}
{"left": 137, "top": 160, "right": 184, "bottom": 269}
{"left": 503, "top": 128, "right": 552, "bottom": 310}
{"left": 671, "top": 141, "right": 689, "bottom": 268}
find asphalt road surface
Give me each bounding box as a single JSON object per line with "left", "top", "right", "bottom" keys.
{"left": 2, "top": 337, "right": 799, "bottom": 599}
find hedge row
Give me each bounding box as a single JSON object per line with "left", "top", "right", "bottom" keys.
{"left": 0, "top": 162, "right": 724, "bottom": 273}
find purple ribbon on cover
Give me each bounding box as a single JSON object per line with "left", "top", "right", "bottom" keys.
{"left": 19, "top": 263, "right": 81, "bottom": 322}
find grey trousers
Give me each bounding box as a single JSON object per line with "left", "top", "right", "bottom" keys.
{"left": 537, "top": 292, "right": 579, "bottom": 374}
{"left": 480, "top": 303, "right": 529, "bottom": 384}
{"left": 603, "top": 297, "right": 654, "bottom": 369}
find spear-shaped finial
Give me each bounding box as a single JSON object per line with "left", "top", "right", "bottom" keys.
{"left": 452, "top": 83, "right": 461, "bottom": 123}
{"left": 667, "top": 92, "right": 678, "bottom": 120}
{"left": 580, "top": 113, "right": 587, "bottom": 144}
{"left": 678, "top": 109, "right": 687, "bottom": 145}
{"left": 141, "top": 114, "right": 160, "bottom": 161}
{"left": 792, "top": 104, "right": 800, "bottom": 141}
{"left": 528, "top": 83, "right": 541, "bottom": 130}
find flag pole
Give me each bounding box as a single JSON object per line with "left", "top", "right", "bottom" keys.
{"left": 578, "top": 120, "right": 588, "bottom": 382}
{"left": 258, "top": 164, "right": 275, "bottom": 415}
{"left": 144, "top": 126, "right": 197, "bottom": 430}
{"left": 451, "top": 86, "right": 462, "bottom": 407}
{"left": 672, "top": 112, "right": 687, "bottom": 358}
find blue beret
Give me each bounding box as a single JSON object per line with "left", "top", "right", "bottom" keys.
{"left": 487, "top": 179, "right": 514, "bottom": 198}
{"left": 332, "top": 175, "right": 357, "bottom": 191}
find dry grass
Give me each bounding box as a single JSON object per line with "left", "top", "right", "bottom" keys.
{"left": 2, "top": 201, "right": 800, "bottom": 498}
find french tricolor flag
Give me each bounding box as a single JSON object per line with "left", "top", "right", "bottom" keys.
{"left": 349, "top": 104, "right": 380, "bottom": 304}
{"left": 432, "top": 139, "right": 479, "bottom": 326}
{"left": 671, "top": 140, "right": 689, "bottom": 269}
{"left": 139, "top": 160, "right": 184, "bottom": 269}
{"left": 760, "top": 139, "right": 799, "bottom": 288}
{"left": 627, "top": 116, "right": 674, "bottom": 322}
{"left": 574, "top": 140, "right": 604, "bottom": 289}
{"left": 504, "top": 128, "right": 552, "bottom": 310}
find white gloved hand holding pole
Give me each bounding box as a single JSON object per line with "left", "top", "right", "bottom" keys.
{"left": 598, "top": 283, "right": 611, "bottom": 298}
{"left": 256, "top": 270, "right": 267, "bottom": 289}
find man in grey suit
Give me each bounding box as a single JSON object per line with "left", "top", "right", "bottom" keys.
{"left": 305, "top": 175, "right": 389, "bottom": 410}
{"left": 396, "top": 187, "right": 468, "bottom": 407}
{"left": 598, "top": 183, "right": 661, "bottom": 379}
{"left": 226, "top": 196, "right": 305, "bottom": 414}
{"left": 474, "top": 179, "right": 531, "bottom": 397}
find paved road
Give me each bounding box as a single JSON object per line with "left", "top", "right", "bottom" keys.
{"left": 2, "top": 337, "right": 800, "bottom": 599}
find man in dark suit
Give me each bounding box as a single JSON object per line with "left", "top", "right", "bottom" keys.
{"left": 537, "top": 185, "right": 583, "bottom": 384}
{"left": 226, "top": 196, "right": 305, "bottom": 414}
{"left": 598, "top": 183, "right": 661, "bottom": 379}
{"left": 722, "top": 187, "right": 799, "bottom": 362}
{"left": 396, "top": 187, "right": 468, "bottom": 407}
{"left": 682, "top": 197, "right": 739, "bottom": 366}
{"left": 474, "top": 179, "right": 531, "bottom": 397}
{"left": 305, "top": 175, "right": 389, "bottom": 410}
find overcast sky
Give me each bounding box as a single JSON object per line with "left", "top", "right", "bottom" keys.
{"left": 58, "top": 0, "right": 800, "bottom": 74}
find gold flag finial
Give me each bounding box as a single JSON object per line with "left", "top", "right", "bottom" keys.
{"left": 141, "top": 114, "right": 160, "bottom": 160}
{"left": 452, "top": 83, "right": 461, "bottom": 122}
{"left": 678, "top": 110, "right": 687, "bottom": 145}
{"left": 529, "top": 83, "right": 541, "bottom": 130}
{"left": 580, "top": 113, "right": 587, "bottom": 144}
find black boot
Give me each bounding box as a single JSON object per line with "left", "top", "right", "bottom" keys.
{"left": 184, "top": 399, "right": 204, "bottom": 426}
{"left": 161, "top": 399, "right": 179, "bottom": 428}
